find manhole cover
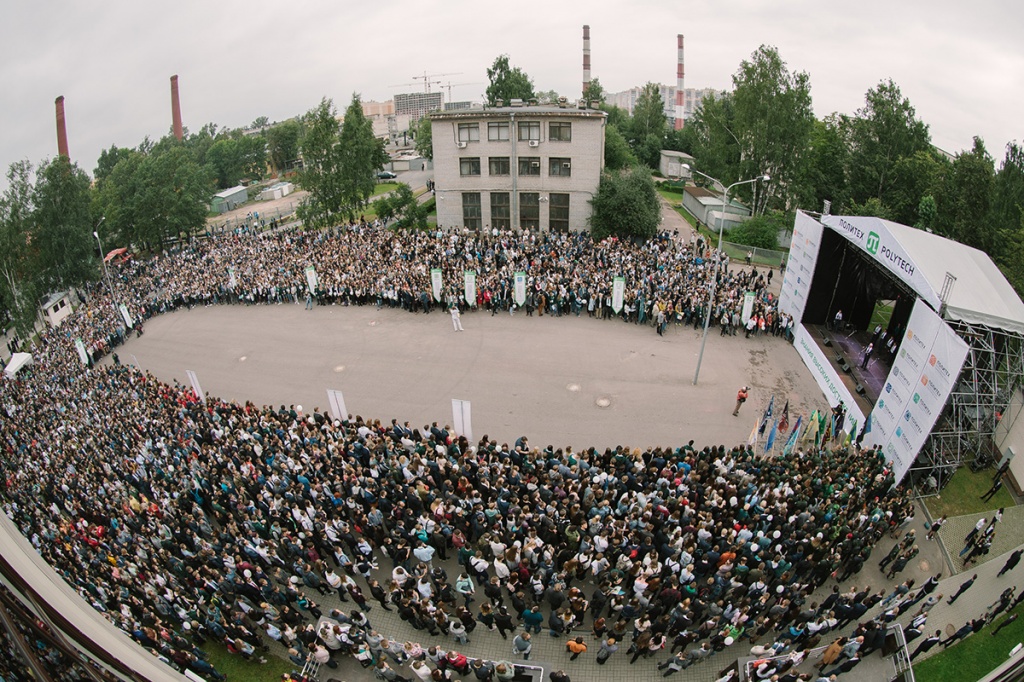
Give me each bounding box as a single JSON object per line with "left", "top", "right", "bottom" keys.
{"left": 566, "top": 383, "right": 581, "bottom": 392}
{"left": 918, "top": 559, "right": 930, "bottom": 572}
{"left": 239, "top": 356, "right": 247, "bottom": 362}
{"left": 595, "top": 397, "right": 611, "bottom": 408}
{"left": 333, "top": 365, "right": 346, "bottom": 373}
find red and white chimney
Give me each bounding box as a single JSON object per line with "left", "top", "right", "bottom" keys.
{"left": 674, "top": 34, "right": 685, "bottom": 130}
{"left": 55, "top": 96, "right": 69, "bottom": 158}
{"left": 582, "top": 25, "right": 591, "bottom": 96}
{"left": 170, "top": 75, "right": 183, "bottom": 141}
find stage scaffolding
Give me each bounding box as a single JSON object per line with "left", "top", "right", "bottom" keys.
{"left": 910, "top": 319, "right": 1024, "bottom": 493}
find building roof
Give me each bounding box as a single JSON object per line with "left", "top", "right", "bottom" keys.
{"left": 823, "top": 215, "right": 1024, "bottom": 335}
{"left": 430, "top": 106, "right": 607, "bottom": 121}
{"left": 660, "top": 150, "right": 695, "bottom": 160}
{"left": 213, "top": 185, "right": 247, "bottom": 199}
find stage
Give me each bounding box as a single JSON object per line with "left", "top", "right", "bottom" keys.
{"left": 800, "top": 324, "right": 891, "bottom": 429}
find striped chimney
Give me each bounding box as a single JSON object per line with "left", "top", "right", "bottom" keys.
{"left": 583, "top": 25, "right": 591, "bottom": 95}
{"left": 674, "top": 34, "right": 685, "bottom": 130}
{"left": 170, "top": 75, "right": 183, "bottom": 141}
{"left": 55, "top": 96, "right": 69, "bottom": 158}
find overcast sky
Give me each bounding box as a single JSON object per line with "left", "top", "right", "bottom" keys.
{"left": 2, "top": 0, "right": 1021, "bottom": 182}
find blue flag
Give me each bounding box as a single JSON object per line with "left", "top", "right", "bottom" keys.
{"left": 783, "top": 416, "right": 803, "bottom": 455}
{"left": 765, "top": 419, "right": 779, "bottom": 453}
{"left": 759, "top": 395, "right": 775, "bottom": 436}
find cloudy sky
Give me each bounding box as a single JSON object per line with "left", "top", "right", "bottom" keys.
{"left": 1, "top": 0, "right": 1021, "bottom": 181}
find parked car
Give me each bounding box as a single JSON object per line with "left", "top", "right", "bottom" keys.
{"left": 377, "top": 171, "right": 397, "bottom": 179}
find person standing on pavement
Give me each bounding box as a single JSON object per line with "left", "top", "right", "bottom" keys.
{"left": 512, "top": 632, "right": 532, "bottom": 659}
{"left": 947, "top": 575, "right": 977, "bottom": 605}
{"left": 733, "top": 386, "right": 749, "bottom": 417}
{"left": 998, "top": 548, "right": 1023, "bottom": 577}
{"left": 596, "top": 637, "right": 619, "bottom": 664}
{"left": 450, "top": 305, "right": 464, "bottom": 332}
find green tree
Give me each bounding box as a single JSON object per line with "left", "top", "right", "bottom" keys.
{"left": 93, "top": 145, "right": 132, "bottom": 187}
{"left": 337, "top": 93, "right": 390, "bottom": 220}
{"left": 206, "top": 138, "right": 241, "bottom": 189}
{"left": 31, "top": 156, "right": 95, "bottom": 292}
{"left": 933, "top": 136, "right": 996, "bottom": 252}
{"left": 251, "top": 116, "right": 270, "bottom": 130}
{"left": 726, "top": 211, "right": 789, "bottom": 250}
{"left": 730, "top": 45, "right": 814, "bottom": 214}
{"left": 266, "top": 119, "right": 302, "bottom": 172}
{"left": 915, "top": 195, "right": 937, "bottom": 231}
{"left": 0, "top": 161, "right": 39, "bottom": 337}
{"left": 589, "top": 166, "right": 661, "bottom": 240}
{"left": 372, "top": 183, "right": 427, "bottom": 230}
{"left": 885, "top": 149, "right": 948, "bottom": 226}
{"left": 485, "top": 55, "right": 535, "bottom": 106}
{"left": 582, "top": 78, "right": 605, "bottom": 103}
{"left": 797, "top": 115, "right": 850, "bottom": 213}
{"left": 630, "top": 82, "right": 667, "bottom": 167}
{"left": 536, "top": 89, "right": 560, "bottom": 103}
{"left": 411, "top": 116, "right": 434, "bottom": 160}
{"left": 687, "top": 92, "right": 740, "bottom": 189}
{"left": 297, "top": 98, "right": 344, "bottom": 228}
{"left": 603, "top": 124, "right": 637, "bottom": 171}
{"left": 994, "top": 143, "right": 1024, "bottom": 293}
{"left": 847, "top": 79, "right": 931, "bottom": 209}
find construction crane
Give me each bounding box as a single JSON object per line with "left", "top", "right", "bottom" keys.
{"left": 411, "top": 72, "right": 463, "bottom": 94}
{"left": 442, "top": 81, "right": 483, "bottom": 104}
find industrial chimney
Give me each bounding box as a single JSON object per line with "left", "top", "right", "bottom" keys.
{"left": 582, "top": 25, "right": 591, "bottom": 96}
{"left": 55, "top": 96, "right": 69, "bottom": 158}
{"left": 674, "top": 34, "right": 685, "bottom": 131}
{"left": 170, "top": 75, "right": 183, "bottom": 141}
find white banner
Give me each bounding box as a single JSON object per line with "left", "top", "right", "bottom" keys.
{"left": 326, "top": 389, "right": 348, "bottom": 422}
{"left": 793, "top": 323, "right": 865, "bottom": 430}
{"left": 118, "top": 303, "right": 134, "bottom": 329}
{"left": 228, "top": 267, "right": 236, "bottom": 289}
{"left": 741, "top": 291, "right": 756, "bottom": 325}
{"left": 821, "top": 215, "right": 941, "bottom": 310}
{"left": 74, "top": 338, "right": 89, "bottom": 366}
{"left": 612, "top": 277, "right": 625, "bottom": 314}
{"left": 431, "top": 269, "right": 443, "bottom": 302}
{"left": 871, "top": 299, "right": 969, "bottom": 482}
{"left": 514, "top": 272, "right": 527, "bottom": 307}
{"left": 451, "top": 399, "right": 472, "bottom": 441}
{"left": 464, "top": 270, "right": 476, "bottom": 306}
{"left": 304, "top": 265, "right": 317, "bottom": 294}
{"left": 185, "top": 369, "right": 206, "bottom": 404}
{"left": 779, "top": 211, "right": 824, "bottom": 322}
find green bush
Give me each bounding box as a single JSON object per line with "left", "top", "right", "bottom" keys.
{"left": 726, "top": 211, "right": 790, "bottom": 250}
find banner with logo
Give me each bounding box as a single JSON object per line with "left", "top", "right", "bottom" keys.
{"left": 431, "top": 268, "right": 443, "bottom": 302}
{"left": 514, "top": 272, "right": 527, "bottom": 307}
{"left": 870, "top": 299, "right": 969, "bottom": 482}
{"left": 74, "top": 338, "right": 89, "bottom": 366}
{"left": 779, "top": 211, "right": 823, "bottom": 322}
{"left": 185, "top": 369, "right": 206, "bottom": 405}
{"left": 821, "top": 215, "right": 941, "bottom": 310}
{"left": 464, "top": 270, "right": 476, "bottom": 306}
{"left": 741, "top": 291, "right": 756, "bottom": 324}
{"left": 118, "top": 303, "right": 134, "bottom": 329}
{"left": 326, "top": 389, "right": 348, "bottom": 422}
{"left": 228, "top": 267, "right": 236, "bottom": 289}
{"left": 793, "top": 323, "right": 865, "bottom": 430}
{"left": 612, "top": 277, "right": 625, "bottom": 314}
{"left": 451, "top": 398, "right": 473, "bottom": 440}
{"left": 304, "top": 265, "right": 317, "bottom": 294}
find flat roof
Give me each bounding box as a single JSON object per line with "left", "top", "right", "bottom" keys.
{"left": 431, "top": 106, "right": 607, "bottom": 120}
{"left": 213, "top": 185, "right": 247, "bottom": 199}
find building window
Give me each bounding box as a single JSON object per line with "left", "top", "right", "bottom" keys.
{"left": 550, "top": 193, "right": 570, "bottom": 232}
{"left": 518, "top": 157, "right": 541, "bottom": 176}
{"left": 517, "top": 121, "right": 541, "bottom": 141}
{"left": 457, "top": 123, "right": 480, "bottom": 143}
{"left": 489, "top": 157, "right": 510, "bottom": 176}
{"left": 488, "top": 122, "right": 510, "bottom": 141}
{"left": 463, "top": 193, "right": 481, "bottom": 230}
{"left": 460, "top": 158, "right": 481, "bottom": 176}
{"left": 520, "top": 192, "right": 540, "bottom": 230}
{"left": 549, "top": 157, "right": 572, "bottom": 177}
{"left": 549, "top": 122, "right": 572, "bottom": 141}
{"left": 490, "top": 192, "right": 511, "bottom": 230}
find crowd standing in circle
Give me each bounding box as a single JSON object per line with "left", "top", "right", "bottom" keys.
{"left": 0, "top": 224, "right": 913, "bottom": 681}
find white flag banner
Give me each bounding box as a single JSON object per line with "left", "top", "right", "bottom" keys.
{"left": 118, "top": 303, "right": 134, "bottom": 329}
{"left": 326, "top": 389, "right": 348, "bottom": 422}
{"left": 431, "top": 269, "right": 443, "bottom": 302}
{"left": 464, "top": 270, "right": 476, "bottom": 306}
{"left": 304, "top": 265, "right": 318, "bottom": 294}
{"left": 741, "top": 291, "right": 756, "bottom": 324}
{"left": 514, "top": 272, "right": 527, "bottom": 307}
{"left": 228, "top": 267, "right": 236, "bottom": 289}
{"left": 74, "top": 338, "right": 89, "bottom": 366}
{"left": 451, "top": 399, "right": 473, "bottom": 441}
{"left": 185, "top": 369, "right": 206, "bottom": 404}
{"left": 611, "top": 277, "right": 625, "bottom": 314}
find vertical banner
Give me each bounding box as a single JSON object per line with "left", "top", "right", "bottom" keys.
{"left": 611, "top": 277, "right": 625, "bottom": 314}
{"left": 514, "top": 272, "right": 527, "bottom": 307}
{"left": 118, "top": 303, "right": 134, "bottom": 329}
{"left": 228, "top": 267, "right": 236, "bottom": 289}
{"left": 741, "top": 291, "right": 755, "bottom": 324}
{"left": 185, "top": 370, "right": 206, "bottom": 404}
{"left": 431, "top": 268, "right": 443, "bottom": 302}
{"left": 451, "top": 399, "right": 473, "bottom": 441}
{"left": 74, "top": 338, "right": 89, "bottom": 366}
{"left": 779, "top": 211, "right": 824, "bottom": 322}
{"left": 304, "top": 265, "right": 317, "bottom": 294}
{"left": 464, "top": 270, "right": 476, "bottom": 306}
{"left": 326, "top": 389, "right": 348, "bottom": 422}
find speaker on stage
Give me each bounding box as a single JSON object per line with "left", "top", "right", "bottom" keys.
{"left": 823, "top": 337, "right": 832, "bottom": 347}
{"left": 855, "top": 384, "right": 866, "bottom": 395}
{"left": 841, "top": 363, "right": 852, "bottom": 373}
{"left": 835, "top": 354, "right": 845, "bottom": 365}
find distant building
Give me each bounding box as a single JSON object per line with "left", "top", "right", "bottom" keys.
{"left": 430, "top": 104, "right": 606, "bottom": 233}
{"left": 395, "top": 92, "right": 444, "bottom": 118}
{"left": 659, "top": 150, "right": 695, "bottom": 180}
{"left": 681, "top": 185, "right": 751, "bottom": 232}
{"left": 41, "top": 291, "right": 73, "bottom": 328}
{"left": 211, "top": 185, "right": 248, "bottom": 214}
{"left": 444, "top": 101, "right": 475, "bottom": 111}
{"left": 362, "top": 100, "right": 395, "bottom": 117}
{"left": 607, "top": 85, "right": 723, "bottom": 126}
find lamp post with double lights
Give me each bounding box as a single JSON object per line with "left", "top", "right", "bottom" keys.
{"left": 683, "top": 165, "right": 770, "bottom": 385}
{"left": 93, "top": 218, "right": 120, "bottom": 320}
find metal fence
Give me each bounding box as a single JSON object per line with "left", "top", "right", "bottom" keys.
{"left": 720, "top": 240, "right": 788, "bottom": 270}
{"left": 209, "top": 201, "right": 299, "bottom": 235}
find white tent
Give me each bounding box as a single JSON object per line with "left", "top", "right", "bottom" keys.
{"left": 3, "top": 352, "right": 32, "bottom": 377}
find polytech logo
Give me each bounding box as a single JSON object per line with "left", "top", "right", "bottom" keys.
{"left": 866, "top": 231, "right": 881, "bottom": 255}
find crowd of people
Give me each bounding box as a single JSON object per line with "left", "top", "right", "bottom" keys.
{"left": 0, "top": 224, "right": 921, "bottom": 681}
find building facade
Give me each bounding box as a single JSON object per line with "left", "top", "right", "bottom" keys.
{"left": 395, "top": 92, "right": 444, "bottom": 118}
{"left": 607, "top": 85, "right": 722, "bottom": 126}
{"left": 431, "top": 105, "right": 606, "bottom": 233}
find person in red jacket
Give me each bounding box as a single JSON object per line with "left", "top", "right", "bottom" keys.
{"left": 733, "top": 387, "right": 749, "bottom": 416}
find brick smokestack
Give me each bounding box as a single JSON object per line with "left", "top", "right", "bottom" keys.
{"left": 674, "top": 34, "right": 685, "bottom": 130}
{"left": 55, "top": 96, "right": 69, "bottom": 158}
{"left": 170, "top": 74, "right": 183, "bottom": 141}
{"left": 582, "top": 25, "right": 591, "bottom": 96}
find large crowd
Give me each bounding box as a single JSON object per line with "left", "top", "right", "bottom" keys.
{"left": 0, "top": 225, "right": 911, "bottom": 682}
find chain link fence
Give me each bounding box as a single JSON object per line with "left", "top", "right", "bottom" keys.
{"left": 719, "top": 240, "right": 788, "bottom": 269}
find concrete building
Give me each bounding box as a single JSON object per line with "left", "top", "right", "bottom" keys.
{"left": 659, "top": 150, "right": 695, "bottom": 180}
{"left": 430, "top": 105, "right": 606, "bottom": 232}
{"left": 395, "top": 92, "right": 444, "bottom": 118}
{"left": 362, "top": 100, "right": 395, "bottom": 117}
{"left": 211, "top": 185, "right": 248, "bottom": 214}
{"left": 681, "top": 185, "right": 751, "bottom": 232}
{"left": 41, "top": 291, "right": 73, "bottom": 328}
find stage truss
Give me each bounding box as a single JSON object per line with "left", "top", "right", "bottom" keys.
{"left": 910, "top": 319, "right": 1024, "bottom": 494}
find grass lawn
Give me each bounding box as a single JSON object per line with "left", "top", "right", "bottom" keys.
{"left": 925, "top": 466, "right": 1015, "bottom": 519}
{"left": 914, "top": 604, "right": 1024, "bottom": 681}
{"left": 203, "top": 641, "right": 297, "bottom": 681}
{"left": 869, "top": 300, "right": 895, "bottom": 332}
{"left": 371, "top": 182, "right": 400, "bottom": 197}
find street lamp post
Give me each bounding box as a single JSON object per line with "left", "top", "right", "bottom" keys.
{"left": 93, "top": 219, "right": 119, "bottom": 319}
{"left": 684, "top": 165, "right": 770, "bottom": 385}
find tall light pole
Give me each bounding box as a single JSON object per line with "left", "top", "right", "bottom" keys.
{"left": 685, "top": 165, "right": 770, "bottom": 385}
{"left": 93, "top": 218, "right": 119, "bottom": 318}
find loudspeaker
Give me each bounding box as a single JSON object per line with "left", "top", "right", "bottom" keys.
{"left": 823, "top": 337, "right": 832, "bottom": 347}
{"left": 841, "top": 363, "right": 852, "bottom": 373}
{"left": 835, "top": 355, "right": 845, "bottom": 365}
{"left": 855, "top": 384, "right": 866, "bottom": 395}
